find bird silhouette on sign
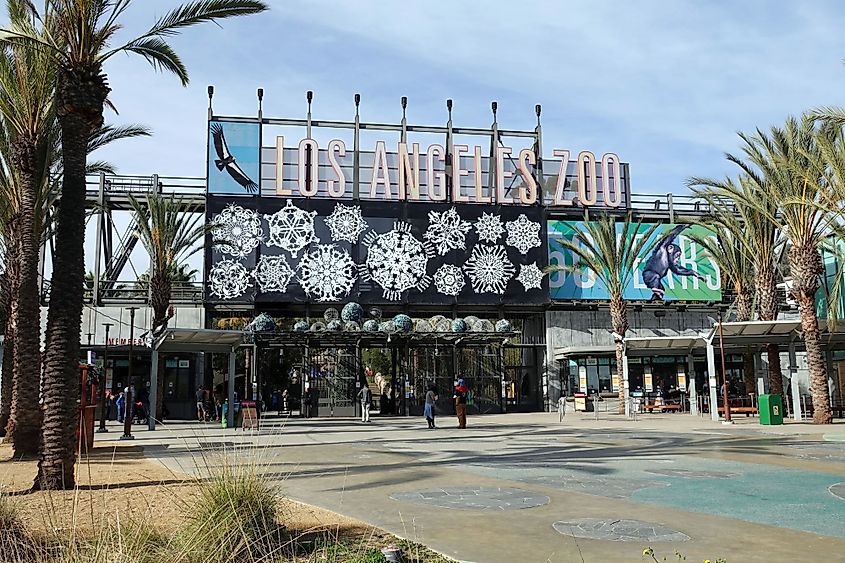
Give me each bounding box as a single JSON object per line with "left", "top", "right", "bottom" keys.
{"left": 210, "top": 123, "right": 258, "bottom": 193}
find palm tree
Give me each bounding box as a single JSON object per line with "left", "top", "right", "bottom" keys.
{"left": 129, "top": 192, "right": 208, "bottom": 420}
{"left": 690, "top": 174, "right": 786, "bottom": 398}
{"left": 729, "top": 116, "right": 837, "bottom": 424}
{"left": 0, "top": 0, "right": 268, "bottom": 490}
{"left": 0, "top": 4, "right": 56, "bottom": 456}
{"left": 690, "top": 215, "right": 757, "bottom": 396}
{"left": 548, "top": 214, "right": 659, "bottom": 413}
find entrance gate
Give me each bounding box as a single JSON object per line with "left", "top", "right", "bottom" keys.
{"left": 303, "top": 346, "right": 359, "bottom": 417}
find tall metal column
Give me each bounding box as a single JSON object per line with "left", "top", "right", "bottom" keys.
{"left": 687, "top": 352, "right": 698, "bottom": 416}
{"left": 148, "top": 348, "right": 158, "bottom": 431}
{"left": 706, "top": 340, "right": 719, "bottom": 422}
{"left": 227, "top": 350, "right": 236, "bottom": 428}
{"left": 622, "top": 346, "right": 630, "bottom": 417}
{"left": 92, "top": 172, "right": 106, "bottom": 305}
{"left": 789, "top": 341, "right": 801, "bottom": 421}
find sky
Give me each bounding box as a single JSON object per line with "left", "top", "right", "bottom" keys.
{"left": 44, "top": 0, "right": 845, "bottom": 279}
{"left": 93, "top": 0, "right": 845, "bottom": 194}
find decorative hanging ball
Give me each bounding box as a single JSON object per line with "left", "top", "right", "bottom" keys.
{"left": 463, "top": 315, "right": 480, "bottom": 327}
{"left": 323, "top": 308, "right": 340, "bottom": 322}
{"left": 451, "top": 318, "right": 468, "bottom": 333}
{"left": 343, "top": 321, "right": 360, "bottom": 332}
{"left": 250, "top": 312, "right": 276, "bottom": 332}
{"left": 393, "top": 314, "right": 413, "bottom": 333}
{"left": 370, "top": 307, "right": 383, "bottom": 320}
{"left": 434, "top": 318, "right": 452, "bottom": 332}
{"left": 293, "top": 320, "right": 309, "bottom": 332}
{"left": 363, "top": 319, "right": 380, "bottom": 332}
{"left": 380, "top": 320, "right": 397, "bottom": 334}
{"left": 414, "top": 319, "right": 433, "bottom": 333}
{"left": 310, "top": 321, "right": 327, "bottom": 332}
{"left": 327, "top": 319, "right": 343, "bottom": 331}
{"left": 341, "top": 302, "right": 364, "bottom": 323}
{"left": 430, "top": 315, "right": 446, "bottom": 326}
{"left": 495, "top": 319, "right": 512, "bottom": 333}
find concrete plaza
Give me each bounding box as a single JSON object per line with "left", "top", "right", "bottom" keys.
{"left": 101, "top": 411, "right": 845, "bottom": 562}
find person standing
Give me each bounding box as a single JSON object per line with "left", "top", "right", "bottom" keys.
{"left": 424, "top": 385, "right": 438, "bottom": 429}
{"left": 195, "top": 386, "right": 206, "bottom": 421}
{"left": 115, "top": 391, "right": 126, "bottom": 423}
{"left": 454, "top": 378, "right": 469, "bottom": 429}
{"left": 357, "top": 384, "right": 373, "bottom": 423}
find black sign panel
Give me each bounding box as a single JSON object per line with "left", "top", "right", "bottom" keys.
{"left": 205, "top": 196, "right": 548, "bottom": 307}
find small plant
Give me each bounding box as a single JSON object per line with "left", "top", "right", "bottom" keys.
{"left": 643, "top": 547, "right": 726, "bottom": 563}
{"left": 0, "top": 492, "right": 41, "bottom": 562}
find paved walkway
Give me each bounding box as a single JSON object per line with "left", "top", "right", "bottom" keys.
{"left": 97, "top": 412, "right": 845, "bottom": 562}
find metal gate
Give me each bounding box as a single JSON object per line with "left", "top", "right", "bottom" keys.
{"left": 302, "top": 347, "right": 359, "bottom": 417}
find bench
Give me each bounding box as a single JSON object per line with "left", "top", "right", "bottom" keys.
{"left": 642, "top": 403, "right": 681, "bottom": 413}
{"left": 717, "top": 406, "right": 758, "bottom": 417}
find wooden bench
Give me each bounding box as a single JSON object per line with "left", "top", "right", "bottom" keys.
{"left": 717, "top": 406, "right": 758, "bottom": 416}
{"left": 642, "top": 403, "right": 681, "bottom": 413}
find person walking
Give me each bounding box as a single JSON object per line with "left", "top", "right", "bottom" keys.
{"left": 424, "top": 385, "right": 438, "bottom": 429}
{"left": 357, "top": 384, "right": 373, "bottom": 423}
{"left": 454, "top": 378, "right": 469, "bottom": 429}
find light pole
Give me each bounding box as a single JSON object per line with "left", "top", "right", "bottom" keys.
{"left": 709, "top": 315, "right": 732, "bottom": 423}
{"left": 121, "top": 307, "right": 138, "bottom": 440}
{"left": 97, "top": 323, "right": 113, "bottom": 433}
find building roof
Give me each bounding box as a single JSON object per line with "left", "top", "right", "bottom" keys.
{"left": 153, "top": 329, "right": 245, "bottom": 353}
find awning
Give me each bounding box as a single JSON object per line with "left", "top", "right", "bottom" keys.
{"left": 153, "top": 328, "right": 245, "bottom": 353}
{"left": 624, "top": 335, "right": 707, "bottom": 356}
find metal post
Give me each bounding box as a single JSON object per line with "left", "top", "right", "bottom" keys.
{"left": 353, "top": 94, "right": 361, "bottom": 201}
{"left": 148, "top": 348, "right": 158, "bottom": 431}
{"left": 445, "top": 99, "right": 453, "bottom": 202}
{"left": 534, "top": 104, "right": 544, "bottom": 203}
{"left": 706, "top": 340, "right": 719, "bottom": 422}
{"left": 97, "top": 323, "right": 113, "bottom": 432}
{"left": 121, "top": 307, "right": 138, "bottom": 440}
{"left": 687, "top": 352, "right": 698, "bottom": 416}
{"left": 755, "top": 351, "right": 766, "bottom": 396}
{"left": 789, "top": 341, "right": 801, "bottom": 421}
{"left": 92, "top": 172, "right": 106, "bottom": 305}
{"left": 719, "top": 322, "right": 731, "bottom": 423}
{"left": 227, "top": 350, "right": 236, "bottom": 428}
{"left": 622, "top": 345, "right": 630, "bottom": 418}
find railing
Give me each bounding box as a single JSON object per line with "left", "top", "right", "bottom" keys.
{"left": 65, "top": 280, "right": 204, "bottom": 304}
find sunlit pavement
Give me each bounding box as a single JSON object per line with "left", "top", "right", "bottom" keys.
{"left": 98, "top": 413, "right": 845, "bottom": 563}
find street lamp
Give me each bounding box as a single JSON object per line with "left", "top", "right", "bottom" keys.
{"left": 121, "top": 307, "right": 138, "bottom": 440}
{"left": 97, "top": 323, "right": 113, "bottom": 433}
{"left": 708, "top": 315, "right": 732, "bottom": 423}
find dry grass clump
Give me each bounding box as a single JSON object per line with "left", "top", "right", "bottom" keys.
{"left": 0, "top": 492, "right": 42, "bottom": 562}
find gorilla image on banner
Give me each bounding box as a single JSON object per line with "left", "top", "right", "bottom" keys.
{"left": 547, "top": 221, "right": 722, "bottom": 302}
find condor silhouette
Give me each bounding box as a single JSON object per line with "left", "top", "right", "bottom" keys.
{"left": 211, "top": 123, "right": 258, "bottom": 193}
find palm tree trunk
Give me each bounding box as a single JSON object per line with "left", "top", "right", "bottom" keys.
{"left": 36, "top": 69, "right": 109, "bottom": 490}
{"left": 6, "top": 140, "right": 44, "bottom": 457}
{"left": 151, "top": 272, "right": 171, "bottom": 421}
{"left": 609, "top": 293, "right": 628, "bottom": 414}
{"left": 757, "top": 263, "right": 784, "bottom": 396}
{"left": 0, "top": 238, "right": 18, "bottom": 439}
{"left": 742, "top": 351, "right": 756, "bottom": 396}
{"left": 789, "top": 245, "right": 831, "bottom": 424}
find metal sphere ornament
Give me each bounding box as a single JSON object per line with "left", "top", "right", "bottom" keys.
{"left": 343, "top": 321, "right": 360, "bottom": 332}
{"left": 463, "top": 315, "right": 480, "bottom": 327}
{"left": 495, "top": 319, "right": 512, "bottom": 333}
{"left": 363, "top": 319, "right": 380, "bottom": 332}
{"left": 392, "top": 314, "right": 413, "bottom": 333}
{"left": 310, "top": 321, "right": 327, "bottom": 332}
{"left": 379, "top": 320, "right": 397, "bottom": 334}
{"left": 414, "top": 319, "right": 433, "bottom": 333}
{"left": 327, "top": 319, "right": 343, "bottom": 331}
{"left": 323, "top": 308, "right": 339, "bottom": 322}
{"left": 451, "top": 318, "right": 468, "bottom": 333}
{"left": 433, "top": 318, "right": 452, "bottom": 332}
{"left": 341, "top": 302, "right": 364, "bottom": 323}
{"left": 248, "top": 312, "right": 276, "bottom": 332}
{"left": 370, "top": 307, "right": 383, "bottom": 320}
{"left": 293, "top": 320, "right": 309, "bottom": 332}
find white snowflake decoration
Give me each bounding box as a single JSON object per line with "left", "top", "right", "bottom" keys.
{"left": 265, "top": 200, "right": 318, "bottom": 258}
{"left": 209, "top": 259, "right": 250, "bottom": 299}
{"left": 211, "top": 204, "right": 263, "bottom": 258}
{"left": 297, "top": 244, "right": 357, "bottom": 302}
{"left": 324, "top": 203, "right": 368, "bottom": 243}
{"left": 424, "top": 207, "right": 472, "bottom": 255}
{"left": 516, "top": 262, "right": 544, "bottom": 291}
{"left": 364, "top": 221, "right": 433, "bottom": 301}
{"left": 434, "top": 264, "right": 465, "bottom": 296}
{"left": 475, "top": 212, "right": 505, "bottom": 244}
{"left": 463, "top": 245, "right": 516, "bottom": 294}
{"left": 505, "top": 214, "right": 542, "bottom": 254}
{"left": 253, "top": 255, "right": 294, "bottom": 293}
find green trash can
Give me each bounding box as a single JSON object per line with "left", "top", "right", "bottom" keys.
{"left": 759, "top": 394, "right": 784, "bottom": 425}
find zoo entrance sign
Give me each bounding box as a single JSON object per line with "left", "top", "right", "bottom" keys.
{"left": 206, "top": 111, "right": 629, "bottom": 208}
